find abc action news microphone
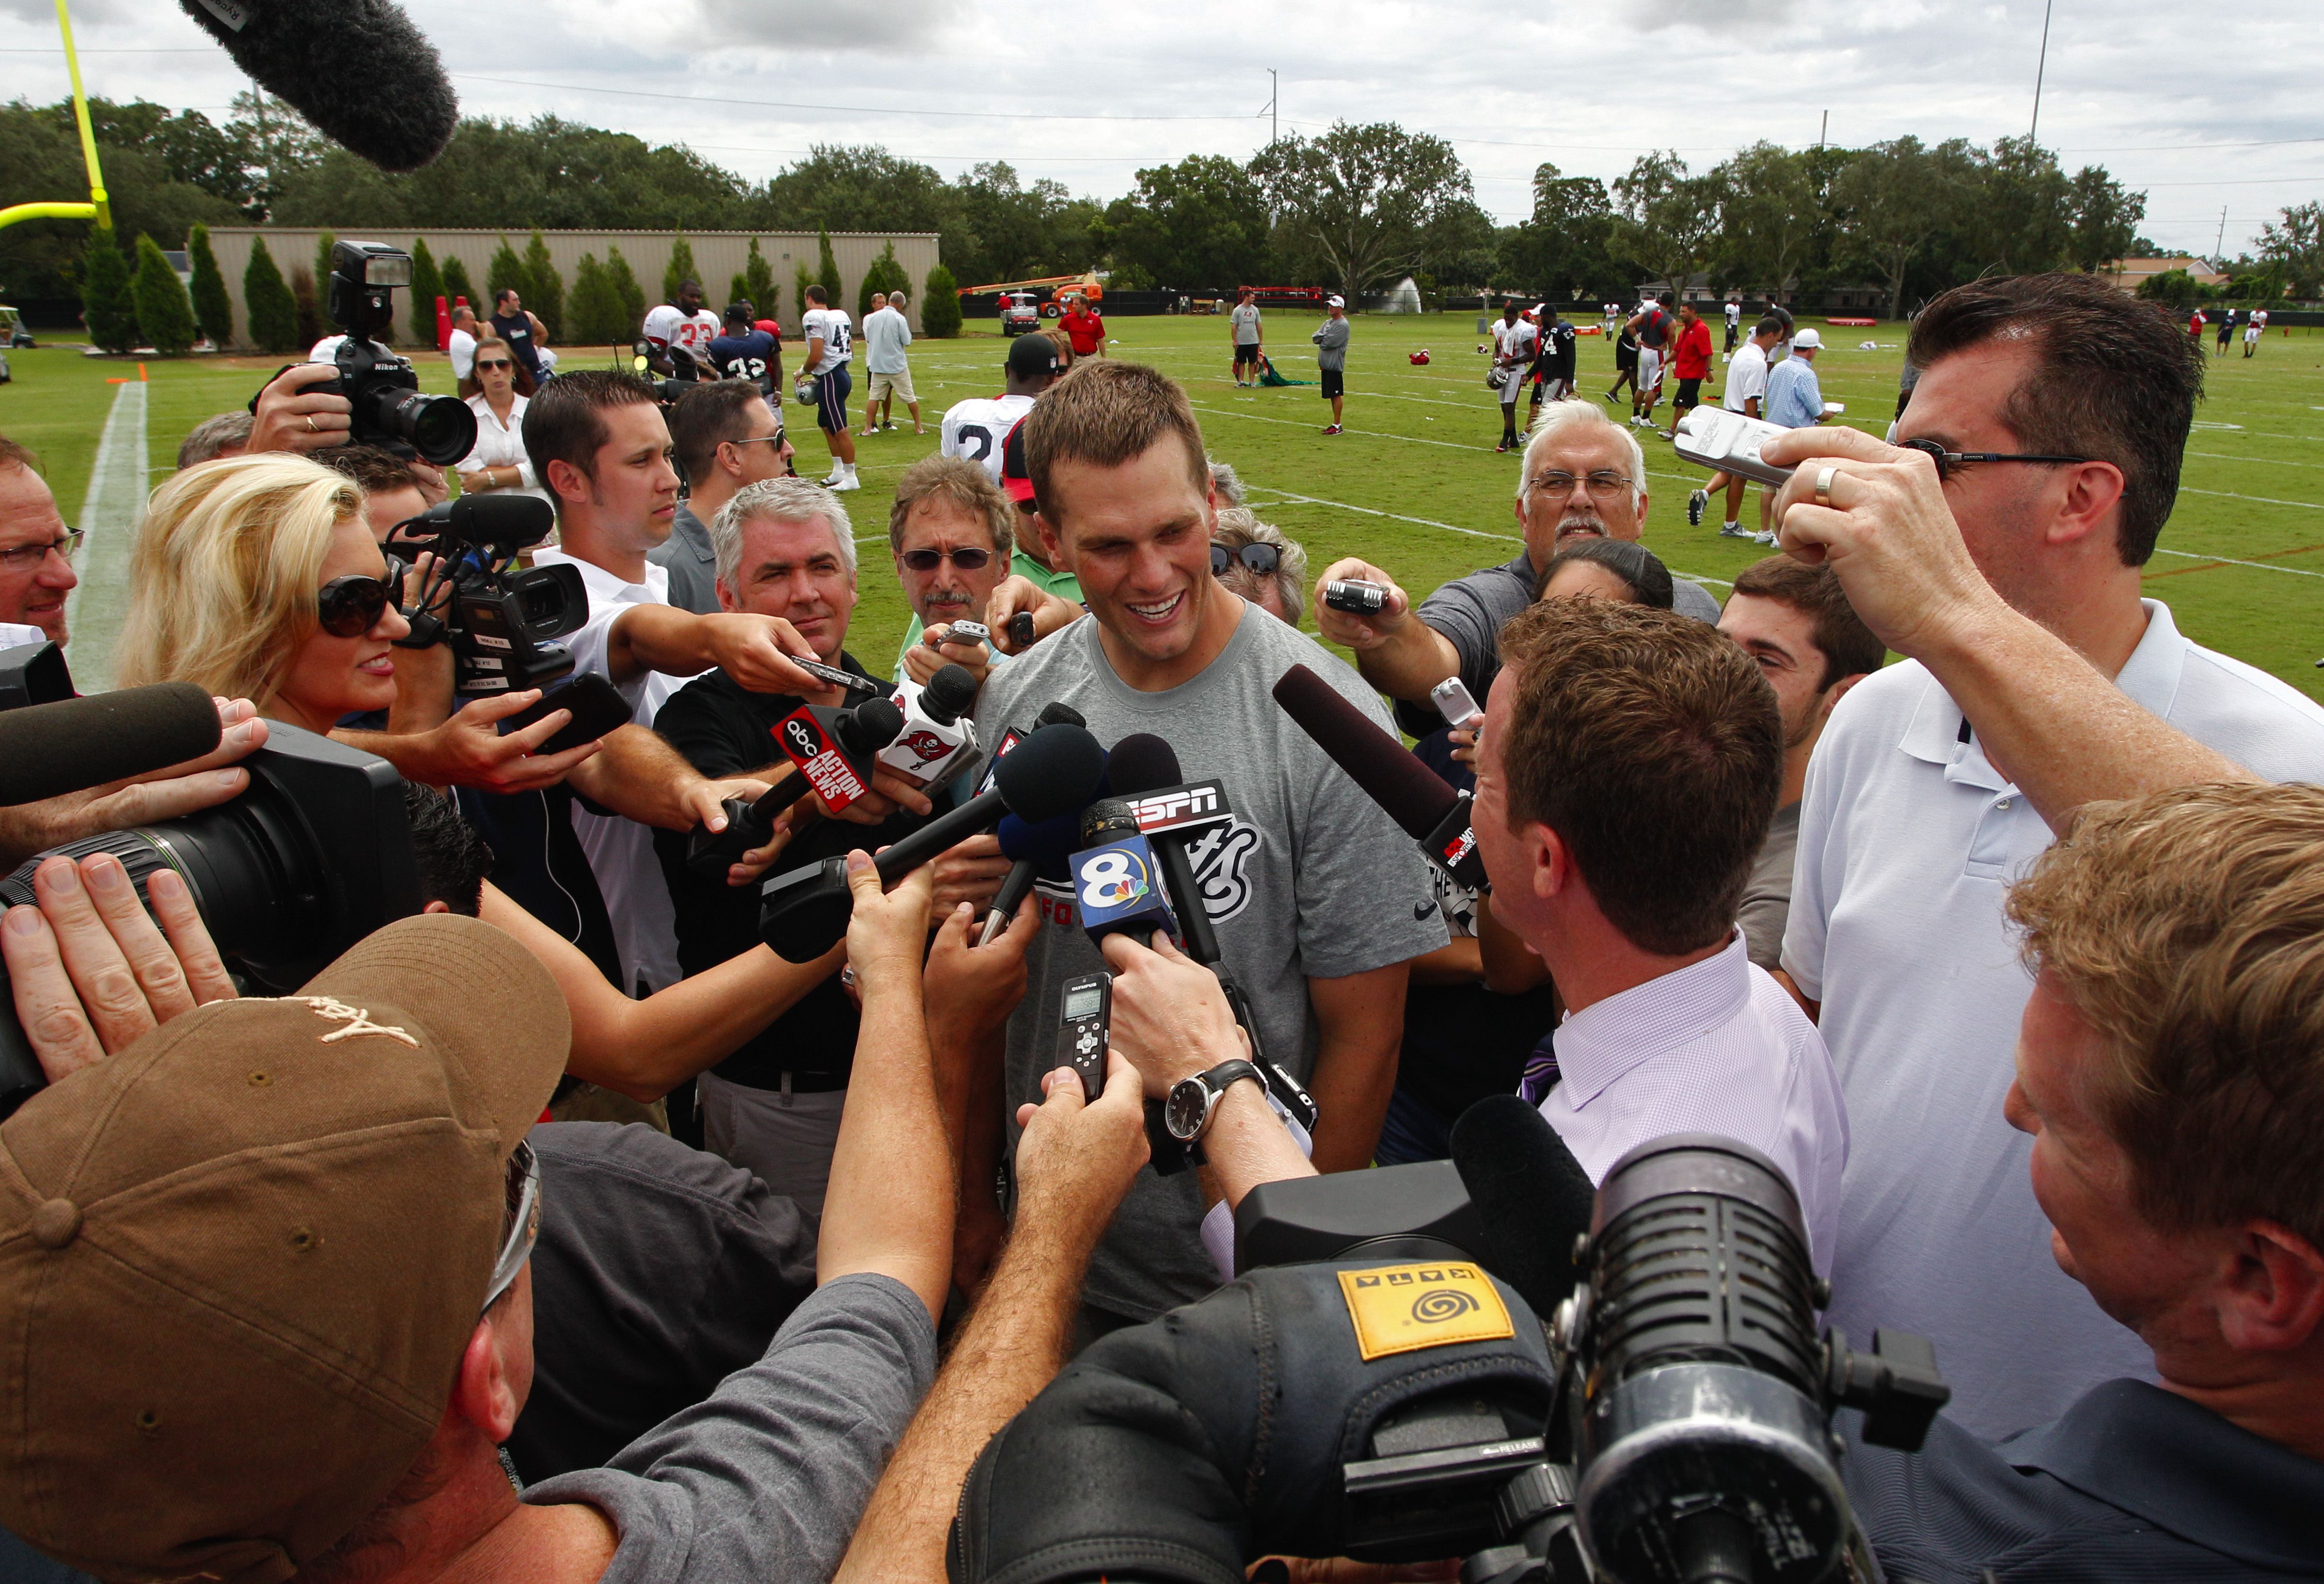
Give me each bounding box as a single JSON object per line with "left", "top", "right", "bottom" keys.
{"left": 757, "top": 721, "right": 1105, "bottom": 962}
{"left": 1271, "top": 664, "right": 1487, "bottom": 891}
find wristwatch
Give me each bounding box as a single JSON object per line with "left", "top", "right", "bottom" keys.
{"left": 1165, "top": 1059, "right": 1263, "bottom": 1146}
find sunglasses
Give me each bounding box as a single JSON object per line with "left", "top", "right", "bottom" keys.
{"left": 1895, "top": 438, "right": 2093, "bottom": 481}
{"left": 481, "top": 1138, "right": 541, "bottom": 1314}
{"left": 475, "top": 358, "right": 514, "bottom": 373}
{"left": 900, "top": 546, "right": 993, "bottom": 572}
{"left": 316, "top": 556, "right": 407, "bottom": 638}
{"left": 1211, "top": 542, "right": 1281, "bottom": 578}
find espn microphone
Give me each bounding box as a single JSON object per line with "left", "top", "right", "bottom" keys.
{"left": 1104, "top": 733, "right": 1228, "bottom": 964}
{"left": 759, "top": 722, "right": 1103, "bottom": 961}
{"left": 176, "top": 0, "right": 459, "bottom": 172}
{"left": 1069, "top": 798, "right": 1178, "bottom": 947}
{"left": 1271, "top": 662, "right": 1488, "bottom": 891}
{"left": 880, "top": 663, "right": 979, "bottom": 789}
{"left": 1450, "top": 1093, "right": 1599, "bottom": 1321}
{"left": 685, "top": 696, "right": 904, "bottom": 878}
{"left": 0, "top": 683, "right": 222, "bottom": 807}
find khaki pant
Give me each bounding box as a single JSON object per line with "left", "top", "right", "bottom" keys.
{"left": 867, "top": 365, "right": 916, "bottom": 405}
{"left": 699, "top": 1071, "right": 848, "bottom": 1216}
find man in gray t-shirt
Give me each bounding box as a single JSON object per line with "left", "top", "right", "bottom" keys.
{"left": 975, "top": 361, "right": 1445, "bottom": 1324}
{"left": 1314, "top": 397, "right": 1720, "bottom": 737}
{"left": 1230, "top": 289, "right": 1264, "bottom": 385}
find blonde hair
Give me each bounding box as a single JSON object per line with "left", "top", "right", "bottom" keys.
{"left": 2007, "top": 781, "right": 2324, "bottom": 1249}
{"left": 1211, "top": 508, "right": 1308, "bottom": 624}
{"left": 115, "top": 453, "right": 362, "bottom": 708}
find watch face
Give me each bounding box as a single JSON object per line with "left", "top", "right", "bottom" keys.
{"left": 1165, "top": 1077, "right": 1209, "bottom": 1142}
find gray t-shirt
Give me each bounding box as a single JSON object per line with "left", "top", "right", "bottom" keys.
{"left": 523, "top": 1273, "right": 935, "bottom": 1582}
{"left": 1737, "top": 799, "right": 1800, "bottom": 973}
{"left": 973, "top": 605, "right": 1447, "bottom": 1320}
{"left": 1312, "top": 317, "right": 1350, "bottom": 371}
{"left": 649, "top": 502, "right": 719, "bottom": 617}
{"left": 1231, "top": 303, "right": 1262, "bottom": 345}
{"left": 1392, "top": 552, "right": 1723, "bottom": 736}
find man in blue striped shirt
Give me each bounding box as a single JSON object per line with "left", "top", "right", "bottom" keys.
{"left": 1763, "top": 326, "right": 1829, "bottom": 430}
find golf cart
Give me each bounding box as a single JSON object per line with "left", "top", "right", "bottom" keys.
{"left": 999, "top": 291, "right": 1043, "bottom": 336}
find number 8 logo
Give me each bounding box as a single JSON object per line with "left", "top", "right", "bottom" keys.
{"left": 1079, "top": 849, "right": 1139, "bottom": 909}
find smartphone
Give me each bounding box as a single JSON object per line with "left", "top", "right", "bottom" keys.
{"left": 1055, "top": 971, "right": 1112, "bottom": 1101}
{"left": 1671, "top": 408, "right": 1796, "bottom": 487}
{"left": 498, "top": 672, "right": 633, "bottom": 755}
{"left": 940, "top": 619, "right": 990, "bottom": 646}
{"left": 1323, "top": 579, "right": 1389, "bottom": 616}
{"left": 786, "top": 653, "right": 881, "bottom": 697}
{"left": 1430, "top": 676, "right": 1483, "bottom": 731}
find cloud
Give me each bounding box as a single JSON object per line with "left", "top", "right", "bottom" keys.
{"left": 694, "top": 0, "right": 966, "bottom": 52}
{"left": 1628, "top": 0, "right": 1800, "bottom": 32}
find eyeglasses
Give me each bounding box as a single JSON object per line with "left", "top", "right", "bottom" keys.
{"left": 1896, "top": 437, "right": 2095, "bottom": 482}
{"left": 731, "top": 429, "right": 788, "bottom": 452}
{"left": 316, "top": 556, "right": 407, "bottom": 638}
{"left": 475, "top": 358, "right": 514, "bottom": 373}
{"left": 481, "top": 1138, "right": 541, "bottom": 1314}
{"left": 1527, "top": 471, "right": 1634, "bottom": 500}
{"left": 900, "top": 546, "right": 993, "bottom": 573}
{"left": 0, "top": 528, "right": 84, "bottom": 572}
{"left": 1211, "top": 541, "right": 1281, "bottom": 578}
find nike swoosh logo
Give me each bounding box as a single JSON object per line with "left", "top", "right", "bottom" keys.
{"left": 1414, "top": 900, "right": 1438, "bottom": 920}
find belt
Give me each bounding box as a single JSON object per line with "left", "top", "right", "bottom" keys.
{"left": 725, "top": 1069, "right": 850, "bottom": 1096}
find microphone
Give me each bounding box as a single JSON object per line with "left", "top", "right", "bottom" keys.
{"left": 1068, "top": 799, "right": 1178, "bottom": 946}
{"left": 0, "top": 684, "right": 221, "bottom": 807}
{"left": 975, "top": 699, "right": 1085, "bottom": 796}
{"left": 1271, "top": 662, "right": 1488, "bottom": 891}
{"left": 685, "top": 696, "right": 904, "bottom": 877}
{"left": 1449, "top": 1094, "right": 1599, "bottom": 1322}
{"left": 879, "top": 663, "right": 979, "bottom": 789}
{"left": 177, "top": 0, "right": 459, "bottom": 173}
{"left": 1104, "top": 733, "right": 1231, "bottom": 965}
{"left": 759, "top": 721, "right": 1104, "bottom": 961}
{"left": 978, "top": 780, "right": 1107, "bottom": 946}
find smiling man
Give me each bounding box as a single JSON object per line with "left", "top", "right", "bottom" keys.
{"left": 0, "top": 436, "right": 78, "bottom": 647}
{"left": 969, "top": 360, "right": 1446, "bottom": 1335}
{"left": 887, "top": 454, "right": 1014, "bottom": 687}
{"left": 1314, "top": 399, "right": 1720, "bottom": 737}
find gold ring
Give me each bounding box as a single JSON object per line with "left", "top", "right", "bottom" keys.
{"left": 1813, "top": 465, "right": 1837, "bottom": 507}
{"left": 304, "top": 415, "right": 317, "bottom": 434}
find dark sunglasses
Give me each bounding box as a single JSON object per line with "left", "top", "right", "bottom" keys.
{"left": 475, "top": 358, "right": 514, "bottom": 373}
{"left": 1896, "top": 437, "right": 2093, "bottom": 481}
{"left": 1211, "top": 542, "right": 1281, "bottom": 578}
{"left": 317, "top": 556, "right": 407, "bottom": 638}
{"left": 900, "top": 546, "right": 993, "bottom": 572}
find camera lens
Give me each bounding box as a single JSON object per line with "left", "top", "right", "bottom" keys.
{"left": 392, "top": 392, "right": 480, "bottom": 466}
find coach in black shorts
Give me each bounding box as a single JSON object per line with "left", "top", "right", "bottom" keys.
{"left": 1312, "top": 294, "right": 1350, "bottom": 434}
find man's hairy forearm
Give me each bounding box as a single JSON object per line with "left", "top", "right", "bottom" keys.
{"left": 566, "top": 725, "right": 703, "bottom": 830}
{"left": 1351, "top": 620, "right": 1463, "bottom": 704}
{"left": 833, "top": 1218, "right": 1095, "bottom": 1584}
{"left": 817, "top": 975, "right": 954, "bottom": 1314}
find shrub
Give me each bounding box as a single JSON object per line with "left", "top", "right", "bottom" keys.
{"left": 744, "top": 238, "right": 777, "bottom": 321}
{"left": 187, "top": 223, "right": 233, "bottom": 348}
{"left": 662, "top": 235, "right": 698, "bottom": 306}
{"left": 922, "top": 265, "right": 963, "bottom": 337}
{"left": 604, "top": 247, "right": 647, "bottom": 340}
{"left": 523, "top": 231, "right": 564, "bottom": 342}
{"left": 407, "top": 237, "right": 444, "bottom": 346}
{"left": 289, "top": 266, "right": 323, "bottom": 348}
{"left": 487, "top": 237, "right": 527, "bottom": 315}
{"left": 815, "top": 227, "right": 844, "bottom": 314}
{"left": 244, "top": 236, "right": 299, "bottom": 353}
{"left": 569, "top": 253, "right": 623, "bottom": 346}
{"left": 132, "top": 233, "right": 197, "bottom": 355}
{"left": 858, "top": 241, "right": 910, "bottom": 320}
{"left": 440, "top": 252, "right": 477, "bottom": 314}
{"left": 795, "top": 260, "right": 813, "bottom": 324}
{"left": 79, "top": 234, "right": 139, "bottom": 353}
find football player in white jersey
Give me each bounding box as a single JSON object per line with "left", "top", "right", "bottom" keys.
{"left": 642, "top": 279, "right": 721, "bottom": 377}
{"left": 799, "top": 284, "right": 859, "bottom": 491}
{"left": 939, "top": 333, "right": 1061, "bottom": 486}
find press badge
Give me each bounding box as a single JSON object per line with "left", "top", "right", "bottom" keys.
{"left": 1336, "top": 1263, "right": 1513, "bottom": 1361}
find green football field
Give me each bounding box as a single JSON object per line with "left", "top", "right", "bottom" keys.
{"left": 6, "top": 310, "right": 2320, "bottom": 700}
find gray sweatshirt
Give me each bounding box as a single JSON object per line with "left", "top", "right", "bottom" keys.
{"left": 1311, "top": 316, "right": 1350, "bottom": 371}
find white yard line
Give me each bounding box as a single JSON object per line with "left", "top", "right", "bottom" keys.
{"left": 62, "top": 378, "right": 149, "bottom": 693}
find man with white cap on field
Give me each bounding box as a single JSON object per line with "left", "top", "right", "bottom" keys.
{"left": 1312, "top": 295, "right": 1350, "bottom": 435}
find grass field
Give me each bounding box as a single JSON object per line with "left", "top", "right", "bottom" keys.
{"left": 6, "top": 311, "right": 2321, "bottom": 700}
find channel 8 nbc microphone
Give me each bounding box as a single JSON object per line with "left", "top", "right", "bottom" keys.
{"left": 1069, "top": 799, "right": 1179, "bottom": 946}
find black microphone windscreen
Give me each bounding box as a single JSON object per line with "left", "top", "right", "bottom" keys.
{"left": 178, "top": 0, "right": 459, "bottom": 172}
{"left": 992, "top": 723, "right": 1105, "bottom": 823}
{"left": 1033, "top": 701, "right": 1087, "bottom": 730}
{"left": 0, "top": 683, "right": 221, "bottom": 806}
{"left": 1271, "top": 664, "right": 1457, "bottom": 841}
{"left": 1450, "top": 1093, "right": 1599, "bottom": 1322}
{"left": 922, "top": 664, "right": 979, "bottom": 723}
{"left": 1105, "top": 732, "right": 1182, "bottom": 798}
{"left": 849, "top": 697, "right": 905, "bottom": 749}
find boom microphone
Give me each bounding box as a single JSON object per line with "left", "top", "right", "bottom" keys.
{"left": 0, "top": 684, "right": 221, "bottom": 807}
{"left": 1449, "top": 1094, "right": 1599, "bottom": 1322}
{"left": 1272, "top": 663, "right": 1488, "bottom": 890}
{"left": 177, "top": 0, "right": 459, "bottom": 172}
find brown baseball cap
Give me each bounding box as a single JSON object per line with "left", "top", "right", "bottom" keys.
{"left": 0, "top": 913, "right": 570, "bottom": 1582}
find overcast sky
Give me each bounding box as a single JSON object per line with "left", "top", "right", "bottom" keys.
{"left": 9, "top": 0, "right": 2318, "bottom": 258}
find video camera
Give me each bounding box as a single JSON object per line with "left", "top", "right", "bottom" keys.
{"left": 386, "top": 494, "right": 588, "bottom": 697}
{"left": 251, "top": 241, "right": 477, "bottom": 466}
{"left": 954, "top": 1111, "right": 1950, "bottom": 1584}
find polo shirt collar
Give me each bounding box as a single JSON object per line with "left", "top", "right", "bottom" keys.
{"left": 1896, "top": 599, "right": 2186, "bottom": 790}
{"left": 2003, "top": 1378, "right": 2324, "bottom": 1571}
{"left": 1553, "top": 932, "right": 1750, "bottom": 1108}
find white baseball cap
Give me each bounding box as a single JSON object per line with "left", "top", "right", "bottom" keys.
{"left": 1792, "top": 327, "right": 1823, "bottom": 349}
{"left": 1327, "top": 295, "right": 1345, "bottom": 308}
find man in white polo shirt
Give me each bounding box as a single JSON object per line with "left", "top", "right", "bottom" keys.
{"left": 1691, "top": 313, "right": 1785, "bottom": 542}
{"left": 1768, "top": 272, "right": 2324, "bottom": 1440}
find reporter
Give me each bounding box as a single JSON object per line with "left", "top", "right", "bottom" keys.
{"left": 0, "top": 435, "right": 78, "bottom": 645}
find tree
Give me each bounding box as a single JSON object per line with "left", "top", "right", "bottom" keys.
{"left": 226, "top": 91, "right": 324, "bottom": 220}
{"left": 1250, "top": 123, "right": 1481, "bottom": 301}
{"left": 1712, "top": 143, "right": 1819, "bottom": 300}
{"left": 743, "top": 237, "right": 776, "bottom": 316}
{"left": 661, "top": 234, "right": 699, "bottom": 306}
{"left": 603, "top": 246, "right": 647, "bottom": 339}
{"left": 1500, "top": 164, "right": 1621, "bottom": 301}
{"left": 922, "top": 265, "right": 962, "bottom": 337}
{"left": 186, "top": 222, "right": 233, "bottom": 348}
{"left": 2258, "top": 202, "right": 2324, "bottom": 299}
{"left": 858, "top": 241, "right": 911, "bottom": 318}
{"left": 2067, "top": 167, "right": 2145, "bottom": 274}
{"left": 1098, "top": 154, "right": 1271, "bottom": 290}
{"left": 1611, "top": 152, "right": 1721, "bottom": 297}
{"left": 1835, "top": 137, "right": 1976, "bottom": 320}
{"left": 132, "top": 233, "right": 197, "bottom": 355}
{"left": 79, "top": 233, "right": 140, "bottom": 352}
{"left": 794, "top": 261, "right": 814, "bottom": 324}
{"left": 487, "top": 236, "right": 527, "bottom": 313}
{"left": 523, "top": 231, "right": 564, "bottom": 341}
{"left": 244, "top": 235, "right": 299, "bottom": 352}
{"left": 439, "top": 252, "right": 476, "bottom": 313}
{"left": 290, "top": 266, "right": 324, "bottom": 348}
{"left": 407, "top": 237, "right": 443, "bottom": 345}
{"left": 1961, "top": 137, "right": 2072, "bottom": 277}
{"left": 815, "top": 227, "right": 844, "bottom": 312}
{"left": 2135, "top": 268, "right": 2204, "bottom": 308}
{"left": 568, "top": 253, "right": 623, "bottom": 345}
{"left": 312, "top": 230, "right": 337, "bottom": 294}
{"left": 763, "top": 145, "right": 958, "bottom": 236}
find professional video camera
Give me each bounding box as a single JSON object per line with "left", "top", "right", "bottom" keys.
{"left": 251, "top": 241, "right": 477, "bottom": 466}
{"left": 953, "top": 1106, "right": 1950, "bottom": 1584}
{"left": 0, "top": 708, "right": 422, "bottom": 1114}
{"left": 386, "top": 494, "right": 588, "bottom": 697}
